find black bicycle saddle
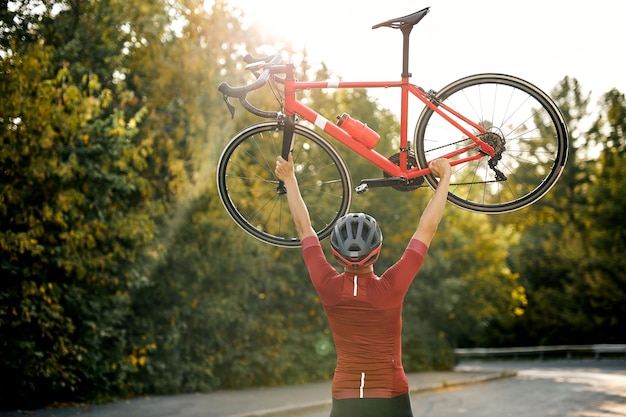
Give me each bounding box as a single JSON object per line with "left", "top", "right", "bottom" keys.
{"left": 372, "top": 7, "right": 430, "bottom": 30}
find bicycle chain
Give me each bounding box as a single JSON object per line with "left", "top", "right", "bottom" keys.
{"left": 424, "top": 137, "right": 473, "bottom": 153}
{"left": 424, "top": 137, "right": 506, "bottom": 186}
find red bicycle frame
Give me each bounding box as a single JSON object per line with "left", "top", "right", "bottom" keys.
{"left": 281, "top": 68, "right": 495, "bottom": 180}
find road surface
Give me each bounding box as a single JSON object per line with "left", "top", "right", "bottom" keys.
{"left": 296, "top": 359, "right": 626, "bottom": 417}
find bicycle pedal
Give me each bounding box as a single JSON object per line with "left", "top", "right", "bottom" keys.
{"left": 357, "top": 177, "right": 410, "bottom": 192}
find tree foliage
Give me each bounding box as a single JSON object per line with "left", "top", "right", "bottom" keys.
{"left": 473, "top": 82, "right": 626, "bottom": 347}
{"left": 1, "top": 28, "right": 155, "bottom": 405}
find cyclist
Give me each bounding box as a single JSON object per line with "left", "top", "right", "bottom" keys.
{"left": 274, "top": 154, "right": 452, "bottom": 417}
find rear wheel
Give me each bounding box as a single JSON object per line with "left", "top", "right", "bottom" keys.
{"left": 217, "top": 121, "right": 352, "bottom": 247}
{"left": 414, "top": 73, "right": 569, "bottom": 213}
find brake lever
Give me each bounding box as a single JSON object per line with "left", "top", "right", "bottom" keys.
{"left": 222, "top": 94, "right": 236, "bottom": 119}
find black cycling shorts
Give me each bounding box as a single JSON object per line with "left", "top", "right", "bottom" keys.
{"left": 329, "top": 393, "right": 413, "bottom": 417}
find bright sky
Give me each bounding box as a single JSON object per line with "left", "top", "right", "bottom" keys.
{"left": 220, "top": 0, "right": 624, "bottom": 118}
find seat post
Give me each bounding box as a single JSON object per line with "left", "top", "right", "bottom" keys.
{"left": 401, "top": 26, "right": 412, "bottom": 78}
{"left": 371, "top": 7, "right": 429, "bottom": 78}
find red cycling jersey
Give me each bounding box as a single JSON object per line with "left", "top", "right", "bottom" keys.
{"left": 301, "top": 235, "right": 428, "bottom": 400}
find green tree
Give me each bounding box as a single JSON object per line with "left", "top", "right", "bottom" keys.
{"left": 478, "top": 80, "right": 626, "bottom": 347}
{"left": 578, "top": 88, "right": 626, "bottom": 342}
{"left": 478, "top": 77, "right": 593, "bottom": 346}
{"left": 0, "top": 40, "right": 154, "bottom": 407}
{"left": 0, "top": 0, "right": 172, "bottom": 407}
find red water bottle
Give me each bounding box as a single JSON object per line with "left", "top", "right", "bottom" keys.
{"left": 336, "top": 113, "right": 380, "bottom": 149}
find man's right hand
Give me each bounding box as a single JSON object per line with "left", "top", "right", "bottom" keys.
{"left": 429, "top": 158, "right": 452, "bottom": 179}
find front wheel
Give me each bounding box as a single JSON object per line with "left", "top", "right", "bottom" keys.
{"left": 414, "top": 73, "right": 569, "bottom": 213}
{"left": 217, "top": 121, "right": 352, "bottom": 247}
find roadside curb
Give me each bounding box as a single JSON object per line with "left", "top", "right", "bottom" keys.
{"left": 228, "top": 370, "right": 518, "bottom": 417}
{"left": 410, "top": 370, "right": 519, "bottom": 394}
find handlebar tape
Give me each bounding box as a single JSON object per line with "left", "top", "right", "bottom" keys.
{"left": 218, "top": 54, "right": 283, "bottom": 98}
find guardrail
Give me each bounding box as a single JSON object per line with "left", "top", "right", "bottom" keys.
{"left": 454, "top": 344, "right": 626, "bottom": 360}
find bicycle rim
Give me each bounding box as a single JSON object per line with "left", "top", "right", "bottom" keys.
{"left": 414, "top": 73, "right": 568, "bottom": 213}
{"left": 217, "top": 121, "right": 352, "bottom": 247}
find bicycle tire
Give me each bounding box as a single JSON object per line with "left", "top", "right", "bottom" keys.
{"left": 217, "top": 121, "right": 352, "bottom": 247}
{"left": 414, "top": 73, "right": 568, "bottom": 213}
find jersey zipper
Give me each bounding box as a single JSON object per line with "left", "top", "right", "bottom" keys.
{"left": 359, "top": 372, "right": 365, "bottom": 398}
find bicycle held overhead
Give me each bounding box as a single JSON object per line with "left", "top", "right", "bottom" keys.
{"left": 216, "top": 7, "right": 569, "bottom": 247}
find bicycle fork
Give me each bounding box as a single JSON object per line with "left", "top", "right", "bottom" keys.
{"left": 276, "top": 115, "right": 296, "bottom": 195}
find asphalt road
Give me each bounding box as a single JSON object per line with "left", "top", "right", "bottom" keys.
{"left": 2, "top": 359, "right": 623, "bottom": 417}
{"left": 295, "top": 359, "right": 626, "bottom": 417}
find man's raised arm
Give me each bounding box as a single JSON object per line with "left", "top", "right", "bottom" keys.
{"left": 274, "top": 154, "right": 316, "bottom": 241}
{"left": 412, "top": 158, "right": 452, "bottom": 247}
